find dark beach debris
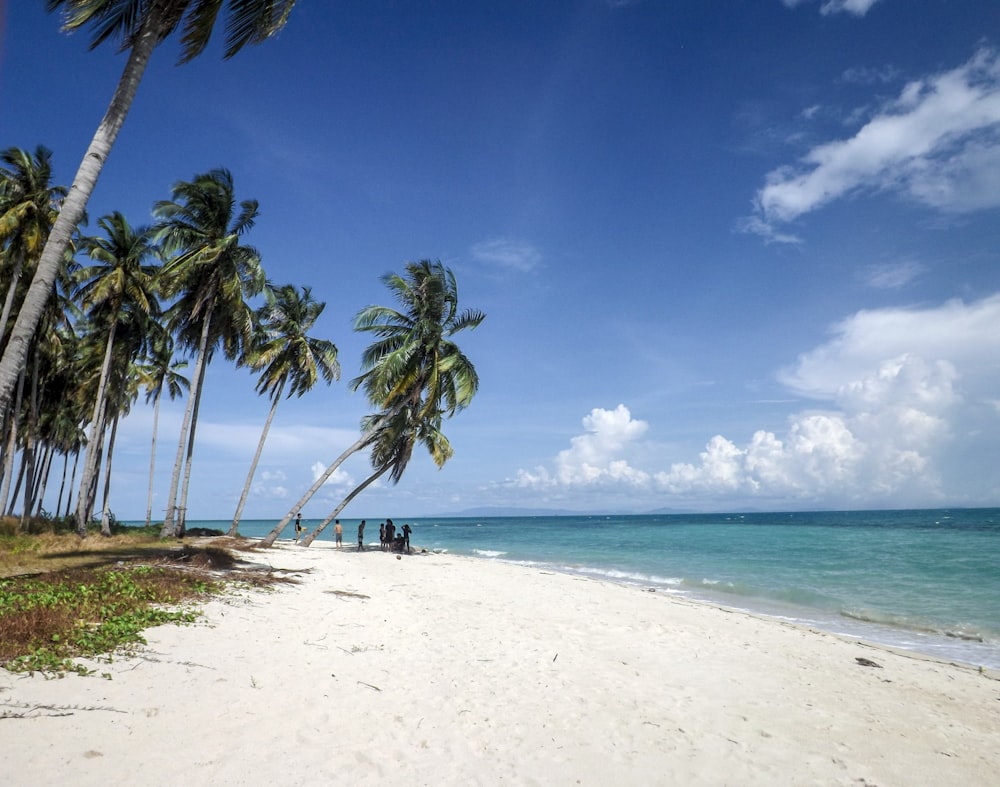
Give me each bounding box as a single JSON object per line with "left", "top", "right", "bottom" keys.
{"left": 855, "top": 657, "right": 883, "bottom": 668}
{"left": 325, "top": 589, "right": 370, "bottom": 599}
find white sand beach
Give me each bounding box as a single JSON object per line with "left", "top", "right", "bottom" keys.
{"left": 2, "top": 541, "right": 998, "bottom": 786}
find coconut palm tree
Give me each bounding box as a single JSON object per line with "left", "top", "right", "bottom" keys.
{"left": 155, "top": 168, "right": 265, "bottom": 537}
{"left": 0, "top": 145, "right": 66, "bottom": 346}
{"left": 227, "top": 284, "right": 339, "bottom": 536}
{"left": 136, "top": 325, "right": 188, "bottom": 528}
{"left": 259, "top": 260, "right": 484, "bottom": 548}
{"left": 72, "top": 211, "right": 159, "bottom": 535}
{"left": 0, "top": 0, "right": 298, "bottom": 420}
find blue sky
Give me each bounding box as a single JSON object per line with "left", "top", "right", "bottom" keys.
{"left": 2, "top": 0, "right": 1000, "bottom": 520}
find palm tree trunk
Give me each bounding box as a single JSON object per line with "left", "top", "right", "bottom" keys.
{"left": 0, "top": 6, "right": 164, "bottom": 419}
{"left": 99, "top": 412, "right": 121, "bottom": 537}
{"left": 33, "top": 442, "right": 55, "bottom": 517}
{"left": 55, "top": 450, "right": 69, "bottom": 521}
{"left": 63, "top": 450, "right": 80, "bottom": 521}
{"left": 76, "top": 321, "right": 118, "bottom": 534}
{"left": 162, "top": 313, "right": 212, "bottom": 538}
{"left": 258, "top": 428, "right": 379, "bottom": 548}
{"left": 0, "top": 248, "right": 26, "bottom": 345}
{"left": 300, "top": 464, "right": 390, "bottom": 547}
{"left": 175, "top": 348, "right": 210, "bottom": 538}
{"left": 228, "top": 381, "right": 284, "bottom": 536}
{"left": 145, "top": 388, "right": 162, "bottom": 528}
{"left": 0, "top": 367, "right": 26, "bottom": 514}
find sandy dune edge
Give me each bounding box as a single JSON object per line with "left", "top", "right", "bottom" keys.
{"left": 2, "top": 542, "right": 997, "bottom": 786}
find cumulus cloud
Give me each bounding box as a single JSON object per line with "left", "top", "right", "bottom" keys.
{"left": 512, "top": 295, "right": 1000, "bottom": 508}
{"left": 745, "top": 48, "right": 1000, "bottom": 240}
{"left": 514, "top": 404, "right": 650, "bottom": 489}
{"left": 470, "top": 238, "right": 542, "bottom": 273}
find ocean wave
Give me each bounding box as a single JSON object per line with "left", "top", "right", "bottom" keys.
{"left": 839, "top": 608, "right": 995, "bottom": 645}
{"left": 473, "top": 549, "right": 507, "bottom": 557}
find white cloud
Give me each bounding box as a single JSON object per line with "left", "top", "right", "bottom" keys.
{"left": 514, "top": 404, "right": 649, "bottom": 489}
{"left": 860, "top": 260, "right": 925, "bottom": 290}
{"left": 310, "top": 461, "right": 354, "bottom": 488}
{"left": 781, "top": 0, "right": 881, "bottom": 15}
{"left": 512, "top": 295, "right": 1000, "bottom": 508}
{"left": 470, "top": 238, "right": 542, "bottom": 273}
{"left": 747, "top": 48, "right": 1000, "bottom": 238}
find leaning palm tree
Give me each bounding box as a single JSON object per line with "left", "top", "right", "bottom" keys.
{"left": 155, "top": 169, "right": 265, "bottom": 537}
{"left": 72, "top": 211, "right": 159, "bottom": 536}
{"left": 259, "top": 260, "right": 484, "bottom": 548}
{"left": 299, "top": 402, "right": 453, "bottom": 547}
{"left": 0, "top": 0, "right": 298, "bottom": 420}
{"left": 227, "top": 284, "right": 340, "bottom": 536}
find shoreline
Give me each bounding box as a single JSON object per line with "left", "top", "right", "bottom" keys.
{"left": 2, "top": 540, "right": 998, "bottom": 785}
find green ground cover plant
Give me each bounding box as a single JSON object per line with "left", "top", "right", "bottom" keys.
{"left": 0, "top": 523, "right": 284, "bottom": 676}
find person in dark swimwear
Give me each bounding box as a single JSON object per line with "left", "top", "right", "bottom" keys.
{"left": 357, "top": 519, "right": 366, "bottom": 551}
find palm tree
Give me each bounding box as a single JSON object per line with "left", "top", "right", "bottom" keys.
{"left": 0, "top": 0, "right": 298, "bottom": 420}
{"left": 72, "top": 211, "right": 159, "bottom": 536}
{"left": 0, "top": 145, "right": 66, "bottom": 345}
{"left": 227, "top": 284, "right": 339, "bottom": 536}
{"left": 136, "top": 325, "right": 189, "bottom": 528}
{"left": 299, "top": 403, "right": 452, "bottom": 547}
{"left": 155, "top": 169, "right": 265, "bottom": 537}
{"left": 259, "top": 260, "right": 484, "bottom": 548}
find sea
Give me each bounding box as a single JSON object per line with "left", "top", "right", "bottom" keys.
{"left": 174, "top": 508, "right": 1000, "bottom": 670}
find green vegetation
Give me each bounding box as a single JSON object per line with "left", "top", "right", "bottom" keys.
{"left": 0, "top": 526, "right": 282, "bottom": 676}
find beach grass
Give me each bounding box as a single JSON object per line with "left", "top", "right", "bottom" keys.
{"left": 0, "top": 524, "right": 288, "bottom": 676}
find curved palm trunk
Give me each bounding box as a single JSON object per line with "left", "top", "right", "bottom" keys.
{"left": 63, "top": 450, "right": 80, "bottom": 520}
{"left": 0, "top": 7, "right": 164, "bottom": 418}
{"left": 76, "top": 321, "right": 118, "bottom": 535}
{"left": 145, "top": 388, "right": 163, "bottom": 528}
{"left": 55, "top": 451, "right": 70, "bottom": 521}
{"left": 300, "top": 464, "right": 389, "bottom": 547}
{"left": 258, "top": 427, "right": 380, "bottom": 548}
{"left": 162, "top": 313, "right": 212, "bottom": 538}
{"left": 228, "top": 380, "right": 284, "bottom": 536}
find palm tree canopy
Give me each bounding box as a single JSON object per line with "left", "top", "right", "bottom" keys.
{"left": 248, "top": 283, "right": 340, "bottom": 400}
{"left": 75, "top": 210, "right": 160, "bottom": 322}
{"left": 46, "top": 0, "right": 297, "bottom": 64}
{"left": 155, "top": 168, "right": 265, "bottom": 362}
{"left": 0, "top": 146, "right": 67, "bottom": 259}
{"left": 351, "top": 260, "right": 485, "bottom": 423}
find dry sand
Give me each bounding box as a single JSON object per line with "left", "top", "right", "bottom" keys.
{"left": 1, "top": 541, "right": 998, "bottom": 786}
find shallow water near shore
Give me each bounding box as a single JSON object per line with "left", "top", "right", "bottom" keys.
{"left": 176, "top": 508, "right": 1000, "bottom": 670}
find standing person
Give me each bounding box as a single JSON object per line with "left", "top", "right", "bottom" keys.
{"left": 294, "top": 512, "right": 303, "bottom": 544}
{"left": 357, "top": 519, "right": 366, "bottom": 552}
{"left": 385, "top": 518, "right": 395, "bottom": 546}
{"left": 379, "top": 522, "right": 386, "bottom": 551}
{"left": 334, "top": 519, "right": 343, "bottom": 549}
{"left": 402, "top": 523, "right": 412, "bottom": 554}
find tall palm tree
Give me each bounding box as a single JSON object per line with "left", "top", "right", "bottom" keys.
{"left": 155, "top": 168, "right": 265, "bottom": 537}
{"left": 0, "top": 145, "right": 66, "bottom": 345}
{"left": 72, "top": 211, "right": 159, "bottom": 535}
{"left": 0, "top": 0, "right": 298, "bottom": 420}
{"left": 227, "top": 284, "right": 339, "bottom": 536}
{"left": 259, "top": 260, "right": 484, "bottom": 548}
{"left": 136, "top": 324, "right": 189, "bottom": 528}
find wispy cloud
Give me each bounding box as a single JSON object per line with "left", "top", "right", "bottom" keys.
{"left": 745, "top": 48, "right": 1000, "bottom": 241}
{"left": 470, "top": 238, "right": 542, "bottom": 273}
{"left": 860, "top": 260, "right": 926, "bottom": 290}
{"left": 781, "top": 0, "right": 882, "bottom": 16}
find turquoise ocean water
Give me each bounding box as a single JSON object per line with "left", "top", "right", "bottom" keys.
{"left": 178, "top": 508, "right": 1000, "bottom": 670}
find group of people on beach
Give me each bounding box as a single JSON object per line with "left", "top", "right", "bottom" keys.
{"left": 353, "top": 518, "right": 412, "bottom": 553}
{"left": 291, "top": 514, "right": 411, "bottom": 553}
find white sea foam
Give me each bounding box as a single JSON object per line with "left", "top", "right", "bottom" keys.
{"left": 473, "top": 549, "right": 507, "bottom": 557}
